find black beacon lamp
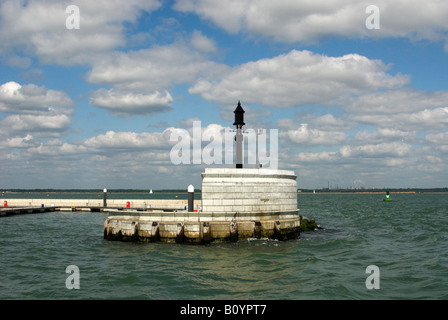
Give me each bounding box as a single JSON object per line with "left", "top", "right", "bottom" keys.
{"left": 233, "top": 101, "right": 245, "bottom": 168}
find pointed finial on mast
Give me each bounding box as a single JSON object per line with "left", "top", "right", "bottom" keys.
{"left": 233, "top": 100, "right": 245, "bottom": 128}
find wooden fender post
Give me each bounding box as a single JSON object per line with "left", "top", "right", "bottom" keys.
{"left": 151, "top": 222, "right": 160, "bottom": 242}
{"left": 254, "top": 221, "right": 262, "bottom": 239}
{"left": 202, "top": 222, "right": 211, "bottom": 244}
{"left": 104, "top": 219, "right": 110, "bottom": 239}
{"left": 230, "top": 222, "right": 238, "bottom": 242}
{"left": 176, "top": 222, "right": 184, "bottom": 243}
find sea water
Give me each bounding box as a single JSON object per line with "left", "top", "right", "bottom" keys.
{"left": 1, "top": 193, "right": 447, "bottom": 299}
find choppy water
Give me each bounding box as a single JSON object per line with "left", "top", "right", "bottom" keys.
{"left": 1, "top": 193, "right": 447, "bottom": 300}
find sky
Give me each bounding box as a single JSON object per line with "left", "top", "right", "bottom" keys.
{"left": 1, "top": 0, "right": 448, "bottom": 190}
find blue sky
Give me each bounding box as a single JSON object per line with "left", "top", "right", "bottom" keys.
{"left": 1, "top": 0, "right": 448, "bottom": 190}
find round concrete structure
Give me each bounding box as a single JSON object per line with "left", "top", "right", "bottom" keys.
{"left": 201, "top": 168, "right": 298, "bottom": 213}
{"left": 104, "top": 168, "right": 301, "bottom": 243}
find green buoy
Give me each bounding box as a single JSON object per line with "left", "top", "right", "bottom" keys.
{"left": 383, "top": 190, "right": 392, "bottom": 201}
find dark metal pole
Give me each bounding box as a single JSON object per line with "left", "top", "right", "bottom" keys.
{"left": 235, "top": 127, "right": 243, "bottom": 168}
{"left": 103, "top": 188, "right": 107, "bottom": 208}
{"left": 188, "top": 185, "right": 194, "bottom": 212}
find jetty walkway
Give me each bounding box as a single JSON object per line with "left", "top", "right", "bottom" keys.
{"left": 1, "top": 198, "right": 201, "bottom": 217}
{"left": 0, "top": 206, "right": 57, "bottom": 217}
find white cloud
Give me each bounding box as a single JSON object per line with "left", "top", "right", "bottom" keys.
{"left": 425, "top": 132, "right": 448, "bottom": 153}
{"left": 0, "top": 0, "right": 162, "bottom": 65}
{"left": 173, "top": 0, "right": 249, "bottom": 34}
{"left": 1, "top": 114, "right": 71, "bottom": 137}
{"left": 0, "top": 81, "right": 74, "bottom": 139}
{"left": 191, "top": 30, "right": 217, "bottom": 53}
{"left": 345, "top": 89, "right": 448, "bottom": 114}
{"left": 1, "top": 1, "right": 447, "bottom": 189}
{"left": 297, "top": 151, "right": 339, "bottom": 162}
{"left": 86, "top": 40, "right": 227, "bottom": 116}
{"left": 0, "top": 81, "right": 73, "bottom": 114}
{"left": 279, "top": 114, "right": 355, "bottom": 131}
{"left": 426, "top": 132, "right": 448, "bottom": 145}
{"left": 1, "top": 54, "right": 31, "bottom": 69}
{"left": 89, "top": 89, "right": 173, "bottom": 117}
{"left": 354, "top": 128, "right": 416, "bottom": 143}
{"left": 189, "top": 50, "right": 408, "bottom": 107}
{"left": 282, "top": 124, "right": 348, "bottom": 146}
{"left": 339, "top": 141, "right": 411, "bottom": 158}
{"left": 25, "top": 139, "right": 87, "bottom": 157}
{"left": 352, "top": 107, "right": 448, "bottom": 130}
{"left": 83, "top": 130, "right": 173, "bottom": 151}
{"left": 243, "top": 0, "right": 364, "bottom": 43}
{"left": 10, "top": 128, "right": 180, "bottom": 165}
{"left": 86, "top": 42, "right": 227, "bottom": 91}
{"left": 0, "top": 134, "right": 35, "bottom": 150}
{"left": 174, "top": 0, "right": 448, "bottom": 45}
{"left": 306, "top": 114, "right": 354, "bottom": 130}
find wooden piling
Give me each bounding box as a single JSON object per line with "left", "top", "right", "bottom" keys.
{"left": 176, "top": 222, "right": 184, "bottom": 243}
{"left": 230, "top": 222, "right": 238, "bottom": 242}
{"left": 273, "top": 220, "right": 282, "bottom": 240}
{"left": 151, "top": 221, "right": 160, "bottom": 242}
{"left": 254, "top": 221, "right": 262, "bottom": 239}
{"left": 103, "top": 219, "right": 109, "bottom": 239}
{"left": 202, "top": 222, "right": 211, "bottom": 244}
{"left": 127, "top": 221, "right": 139, "bottom": 242}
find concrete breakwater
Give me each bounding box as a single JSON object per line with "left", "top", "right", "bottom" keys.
{"left": 3, "top": 169, "right": 303, "bottom": 243}
{"left": 2, "top": 197, "right": 301, "bottom": 242}
{"left": 104, "top": 168, "right": 302, "bottom": 243}
{"left": 104, "top": 211, "right": 301, "bottom": 243}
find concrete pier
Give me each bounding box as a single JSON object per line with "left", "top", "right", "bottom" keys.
{"left": 2, "top": 169, "right": 302, "bottom": 243}
{"left": 1, "top": 198, "right": 200, "bottom": 212}
{"left": 1, "top": 198, "right": 300, "bottom": 241}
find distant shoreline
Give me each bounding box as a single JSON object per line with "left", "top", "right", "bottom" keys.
{"left": 1, "top": 189, "right": 195, "bottom": 194}
{"left": 298, "top": 191, "right": 448, "bottom": 194}
{"left": 2, "top": 188, "right": 448, "bottom": 194}
{"left": 298, "top": 188, "right": 448, "bottom": 194}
